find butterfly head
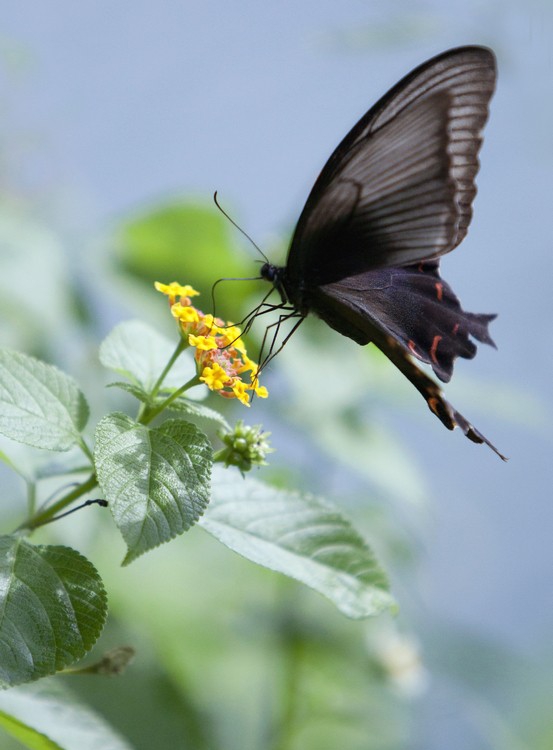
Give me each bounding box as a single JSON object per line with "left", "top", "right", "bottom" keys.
{"left": 260, "top": 262, "right": 279, "bottom": 283}
{"left": 260, "top": 262, "right": 290, "bottom": 305}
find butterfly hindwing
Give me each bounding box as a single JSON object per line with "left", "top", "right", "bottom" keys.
{"left": 310, "top": 275, "right": 505, "bottom": 459}
{"left": 316, "top": 261, "right": 496, "bottom": 382}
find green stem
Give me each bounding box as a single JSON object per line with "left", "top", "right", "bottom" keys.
{"left": 79, "top": 436, "right": 94, "bottom": 463}
{"left": 26, "top": 483, "right": 37, "bottom": 517}
{"left": 150, "top": 339, "right": 187, "bottom": 400}
{"left": 140, "top": 375, "right": 201, "bottom": 425}
{"left": 16, "top": 473, "right": 98, "bottom": 532}
{"left": 136, "top": 338, "right": 189, "bottom": 422}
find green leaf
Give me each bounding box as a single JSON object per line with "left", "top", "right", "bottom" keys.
{"left": 99, "top": 320, "right": 193, "bottom": 392}
{"left": 106, "top": 381, "right": 152, "bottom": 404}
{"left": 0, "top": 681, "right": 133, "bottom": 750}
{"left": 0, "top": 711, "right": 62, "bottom": 749}
{"left": 0, "top": 537, "right": 107, "bottom": 687}
{"left": 165, "top": 398, "right": 231, "bottom": 428}
{"left": 94, "top": 413, "right": 212, "bottom": 564}
{"left": 0, "top": 350, "right": 89, "bottom": 451}
{"left": 106, "top": 379, "right": 230, "bottom": 429}
{"left": 200, "top": 470, "right": 395, "bottom": 619}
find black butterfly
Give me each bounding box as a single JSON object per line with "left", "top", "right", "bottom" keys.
{"left": 258, "top": 46, "right": 506, "bottom": 459}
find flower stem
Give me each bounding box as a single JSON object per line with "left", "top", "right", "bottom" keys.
{"left": 26, "top": 483, "right": 37, "bottom": 517}
{"left": 150, "top": 339, "right": 187, "bottom": 400}
{"left": 140, "top": 375, "right": 202, "bottom": 425}
{"left": 79, "top": 436, "right": 94, "bottom": 463}
{"left": 16, "top": 473, "right": 98, "bottom": 532}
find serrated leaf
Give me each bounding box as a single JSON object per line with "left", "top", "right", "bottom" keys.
{"left": 107, "top": 381, "right": 152, "bottom": 404}
{"left": 94, "top": 413, "right": 212, "bottom": 564}
{"left": 0, "top": 350, "right": 89, "bottom": 451}
{"left": 166, "top": 398, "right": 230, "bottom": 428}
{"left": 99, "top": 320, "right": 193, "bottom": 391}
{"left": 0, "top": 537, "right": 107, "bottom": 687}
{"left": 200, "top": 471, "right": 395, "bottom": 619}
{"left": 105, "top": 383, "right": 228, "bottom": 429}
{"left": 0, "top": 680, "right": 133, "bottom": 750}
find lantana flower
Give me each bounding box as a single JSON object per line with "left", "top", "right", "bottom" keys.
{"left": 155, "top": 280, "right": 268, "bottom": 405}
{"left": 215, "top": 420, "right": 274, "bottom": 475}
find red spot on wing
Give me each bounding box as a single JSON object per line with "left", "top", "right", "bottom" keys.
{"left": 428, "top": 397, "right": 440, "bottom": 416}
{"left": 435, "top": 282, "right": 443, "bottom": 301}
{"left": 430, "top": 335, "right": 442, "bottom": 365}
{"left": 452, "top": 323, "right": 460, "bottom": 335}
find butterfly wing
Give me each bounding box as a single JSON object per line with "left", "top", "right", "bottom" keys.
{"left": 315, "top": 261, "right": 496, "bottom": 383}
{"left": 285, "top": 46, "right": 496, "bottom": 291}
{"left": 310, "top": 268, "right": 505, "bottom": 459}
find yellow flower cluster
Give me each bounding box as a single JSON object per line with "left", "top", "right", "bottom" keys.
{"left": 155, "top": 281, "right": 268, "bottom": 406}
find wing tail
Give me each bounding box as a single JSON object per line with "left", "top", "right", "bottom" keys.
{"left": 374, "top": 331, "right": 507, "bottom": 460}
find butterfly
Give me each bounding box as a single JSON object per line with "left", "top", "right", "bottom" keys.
{"left": 258, "top": 46, "right": 506, "bottom": 459}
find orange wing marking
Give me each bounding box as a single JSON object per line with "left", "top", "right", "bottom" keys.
{"left": 427, "top": 397, "right": 440, "bottom": 416}
{"left": 430, "top": 335, "right": 442, "bottom": 365}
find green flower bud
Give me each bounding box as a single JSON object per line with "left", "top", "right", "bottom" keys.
{"left": 215, "top": 420, "right": 273, "bottom": 475}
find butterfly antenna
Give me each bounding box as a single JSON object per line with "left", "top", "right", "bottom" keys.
{"left": 210, "top": 274, "right": 266, "bottom": 330}
{"left": 213, "top": 191, "right": 270, "bottom": 263}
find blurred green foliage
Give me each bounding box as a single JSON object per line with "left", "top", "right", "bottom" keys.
{"left": 114, "top": 200, "right": 257, "bottom": 321}
{"left": 0, "top": 194, "right": 549, "bottom": 750}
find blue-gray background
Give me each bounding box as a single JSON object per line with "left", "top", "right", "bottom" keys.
{"left": 2, "top": 1, "right": 552, "bottom": 748}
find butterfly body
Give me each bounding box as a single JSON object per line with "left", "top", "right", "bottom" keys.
{"left": 260, "top": 46, "right": 505, "bottom": 459}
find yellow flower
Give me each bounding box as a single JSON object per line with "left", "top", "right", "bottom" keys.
{"left": 218, "top": 325, "right": 243, "bottom": 348}
{"left": 254, "top": 384, "right": 269, "bottom": 399}
{"left": 157, "top": 280, "right": 269, "bottom": 406}
{"left": 155, "top": 281, "right": 199, "bottom": 298}
{"left": 236, "top": 354, "right": 258, "bottom": 375}
{"left": 200, "top": 363, "right": 230, "bottom": 391}
{"left": 232, "top": 380, "right": 251, "bottom": 406}
{"left": 199, "top": 314, "right": 226, "bottom": 337}
{"left": 188, "top": 334, "right": 218, "bottom": 351}
{"left": 171, "top": 304, "right": 200, "bottom": 324}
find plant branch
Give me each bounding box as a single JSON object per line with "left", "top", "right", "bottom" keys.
{"left": 16, "top": 473, "right": 99, "bottom": 532}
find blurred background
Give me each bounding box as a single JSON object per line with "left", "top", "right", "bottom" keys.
{"left": 1, "top": 1, "right": 552, "bottom": 749}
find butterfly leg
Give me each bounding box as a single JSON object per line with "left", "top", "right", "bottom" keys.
{"left": 258, "top": 312, "right": 305, "bottom": 374}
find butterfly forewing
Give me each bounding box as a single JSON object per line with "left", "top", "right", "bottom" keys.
{"left": 290, "top": 93, "right": 456, "bottom": 282}
{"left": 286, "top": 47, "right": 496, "bottom": 292}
